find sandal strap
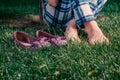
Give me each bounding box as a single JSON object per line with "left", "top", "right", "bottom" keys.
{"left": 50, "top": 36, "right": 67, "bottom": 46}
{"left": 30, "top": 37, "right": 51, "bottom": 50}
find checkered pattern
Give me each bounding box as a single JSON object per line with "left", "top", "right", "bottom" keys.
{"left": 43, "top": 0, "right": 107, "bottom": 27}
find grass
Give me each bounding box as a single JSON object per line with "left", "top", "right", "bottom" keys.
{"left": 0, "top": 0, "right": 120, "bottom": 80}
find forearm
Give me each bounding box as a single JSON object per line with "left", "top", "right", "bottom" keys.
{"left": 48, "top": 0, "right": 59, "bottom": 7}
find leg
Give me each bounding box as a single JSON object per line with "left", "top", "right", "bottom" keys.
{"left": 65, "top": 20, "right": 81, "bottom": 43}
{"left": 70, "top": 0, "right": 109, "bottom": 45}
{"left": 84, "top": 20, "right": 109, "bottom": 45}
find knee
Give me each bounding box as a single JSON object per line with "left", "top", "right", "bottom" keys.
{"left": 48, "top": 0, "right": 59, "bottom": 7}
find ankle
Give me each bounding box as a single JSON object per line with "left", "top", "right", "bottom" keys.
{"left": 84, "top": 20, "right": 99, "bottom": 34}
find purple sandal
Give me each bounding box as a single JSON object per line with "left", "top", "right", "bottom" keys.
{"left": 36, "top": 30, "right": 67, "bottom": 46}
{"left": 13, "top": 31, "right": 51, "bottom": 50}
{"left": 13, "top": 30, "right": 67, "bottom": 50}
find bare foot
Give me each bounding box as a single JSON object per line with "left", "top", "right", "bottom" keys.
{"left": 65, "top": 20, "right": 81, "bottom": 43}
{"left": 26, "top": 15, "right": 40, "bottom": 22}
{"left": 84, "top": 20, "right": 109, "bottom": 45}
{"left": 26, "top": 14, "right": 46, "bottom": 26}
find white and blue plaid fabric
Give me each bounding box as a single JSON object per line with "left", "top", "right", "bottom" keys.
{"left": 43, "top": 0, "right": 107, "bottom": 27}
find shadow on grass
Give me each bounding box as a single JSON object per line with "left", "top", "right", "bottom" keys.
{"left": 0, "top": 0, "right": 39, "bottom": 19}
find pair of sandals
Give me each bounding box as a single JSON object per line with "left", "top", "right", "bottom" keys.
{"left": 13, "top": 30, "right": 67, "bottom": 50}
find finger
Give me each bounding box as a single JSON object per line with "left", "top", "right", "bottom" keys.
{"left": 88, "top": 39, "right": 95, "bottom": 45}
{"left": 104, "top": 37, "right": 109, "bottom": 44}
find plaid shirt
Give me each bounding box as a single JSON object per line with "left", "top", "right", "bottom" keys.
{"left": 43, "top": 0, "right": 107, "bottom": 27}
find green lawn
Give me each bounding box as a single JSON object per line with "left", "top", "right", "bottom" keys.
{"left": 0, "top": 0, "right": 120, "bottom": 80}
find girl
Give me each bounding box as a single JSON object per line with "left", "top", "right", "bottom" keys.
{"left": 42, "top": 0, "right": 109, "bottom": 45}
